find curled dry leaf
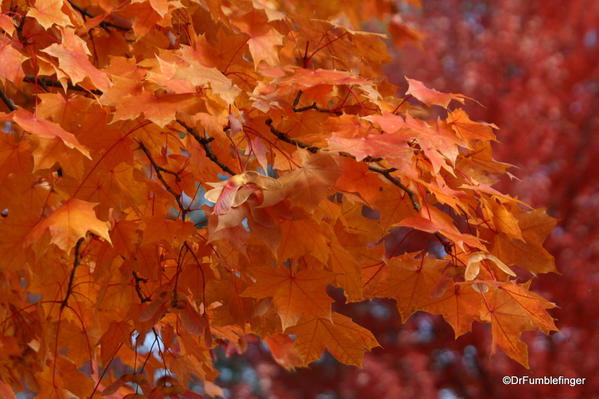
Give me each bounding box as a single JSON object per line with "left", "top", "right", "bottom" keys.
{"left": 465, "top": 251, "right": 516, "bottom": 281}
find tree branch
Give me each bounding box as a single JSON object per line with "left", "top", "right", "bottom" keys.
{"left": 176, "top": 119, "right": 236, "bottom": 175}
{"left": 0, "top": 87, "right": 16, "bottom": 111}
{"left": 23, "top": 74, "right": 103, "bottom": 96}
{"left": 60, "top": 237, "right": 85, "bottom": 310}
{"left": 138, "top": 141, "right": 186, "bottom": 217}
{"left": 132, "top": 271, "right": 150, "bottom": 303}
{"left": 292, "top": 90, "right": 342, "bottom": 115}
{"left": 265, "top": 118, "right": 319, "bottom": 153}
{"left": 67, "top": 0, "right": 130, "bottom": 32}
{"left": 367, "top": 166, "right": 420, "bottom": 211}
{"left": 265, "top": 118, "right": 421, "bottom": 211}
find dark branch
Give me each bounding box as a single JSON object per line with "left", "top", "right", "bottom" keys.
{"left": 265, "top": 118, "right": 319, "bottom": 153}
{"left": 61, "top": 237, "right": 85, "bottom": 310}
{"left": 132, "top": 271, "right": 151, "bottom": 303}
{"left": 0, "top": 87, "right": 16, "bottom": 111}
{"left": 265, "top": 118, "right": 421, "bottom": 211}
{"left": 292, "top": 90, "right": 342, "bottom": 115}
{"left": 172, "top": 243, "right": 187, "bottom": 308}
{"left": 392, "top": 95, "right": 411, "bottom": 115}
{"left": 23, "top": 75, "right": 103, "bottom": 96}
{"left": 138, "top": 141, "right": 186, "bottom": 217}
{"left": 176, "top": 119, "right": 236, "bottom": 175}
{"left": 368, "top": 166, "right": 421, "bottom": 211}
{"left": 67, "top": 0, "right": 130, "bottom": 32}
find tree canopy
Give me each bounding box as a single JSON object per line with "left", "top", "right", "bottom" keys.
{"left": 0, "top": 0, "right": 557, "bottom": 397}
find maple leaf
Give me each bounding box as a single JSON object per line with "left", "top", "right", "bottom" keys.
{"left": 24, "top": 198, "right": 111, "bottom": 252}
{"left": 286, "top": 312, "right": 379, "bottom": 367}
{"left": 405, "top": 77, "right": 468, "bottom": 108}
{"left": 0, "top": 38, "right": 27, "bottom": 82}
{"left": 264, "top": 334, "right": 304, "bottom": 370}
{"left": 369, "top": 254, "right": 449, "bottom": 321}
{"left": 27, "top": 0, "right": 72, "bottom": 29}
{"left": 491, "top": 209, "right": 558, "bottom": 273}
{"left": 12, "top": 108, "right": 91, "bottom": 158}
{"left": 242, "top": 265, "right": 334, "bottom": 330}
{"left": 422, "top": 282, "right": 482, "bottom": 338}
{"left": 205, "top": 171, "right": 284, "bottom": 215}
{"left": 446, "top": 108, "right": 497, "bottom": 142}
{"left": 398, "top": 206, "right": 485, "bottom": 250}
{"left": 171, "top": 46, "right": 241, "bottom": 104}
{"left": 278, "top": 152, "right": 342, "bottom": 209}
{"left": 233, "top": 10, "right": 284, "bottom": 67}
{"left": 479, "top": 282, "right": 557, "bottom": 368}
{"left": 41, "top": 27, "right": 110, "bottom": 90}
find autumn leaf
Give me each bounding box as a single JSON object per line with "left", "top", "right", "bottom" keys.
{"left": 242, "top": 265, "right": 334, "bottom": 330}
{"left": 479, "top": 282, "right": 557, "bottom": 368}
{"left": 465, "top": 252, "right": 516, "bottom": 281}
{"left": 405, "top": 77, "right": 468, "bottom": 108}
{"left": 286, "top": 312, "right": 379, "bottom": 367}
{"left": 0, "top": 38, "right": 27, "bottom": 81}
{"left": 422, "top": 282, "right": 482, "bottom": 338}
{"left": 24, "top": 198, "right": 111, "bottom": 251}
{"left": 12, "top": 108, "right": 91, "bottom": 158}
{"left": 369, "top": 254, "right": 449, "bottom": 321}
{"left": 446, "top": 108, "right": 497, "bottom": 142}
{"left": 264, "top": 334, "right": 304, "bottom": 370}
{"left": 27, "top": 0, "right": 71, "bottom": 29}
{"left": 233, "top": 10, "right": 284, "bottom": 67}
{"left": 42, "top": 27, "right": 110, "bottom": 90}
{"left": 398, "top": 206, "right": 485, "bottom": 250}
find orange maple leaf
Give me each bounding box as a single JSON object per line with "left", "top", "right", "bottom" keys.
{"left": 242, "top": 265, "right": 334, "bottom": 330}
{"left": 24, "top": 198, "right": 112, "bottom": 251}
{"left": 286, "top": 312, "right": 379, "bottom": 367}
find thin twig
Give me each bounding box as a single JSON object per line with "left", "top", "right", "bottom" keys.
{"left": 67, "top": 0, "right": 130, "bottom": 32}
{"left": 0, "top": 87, "right": 16, "bottom": 111}
{"left": 60, "top": 237, "right": 85, "bottom": 310}
{"left": 172, "top": 243, "right": 187, "bottom": 307}
{"left": 265, "top": 118, "right": 421, "bottom": 211}
{"left": 292, "top": 90, "right": 342, "bottom": 115}
{"left": 138, "top": 141, "right": 186, "bottom": 217}
{"left": 183, "top": 241, "right": 206, "bottom": 307}
{"left": 392, "top": 95, "right": 411, "bottom": 114}
{"left": 88, "top": 340, "right": 125, "bottom": 398}
{"left": 176, "top": 119, "right": 236, "bottom": 175}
